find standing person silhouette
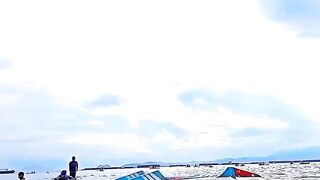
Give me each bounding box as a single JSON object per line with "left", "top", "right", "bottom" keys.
{"left": 69, "top": 156, "right": 78, "bottom": 178}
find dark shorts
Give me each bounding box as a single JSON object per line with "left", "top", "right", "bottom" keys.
{"left": 70, "top": 171, "right": 76, "bottom": 178}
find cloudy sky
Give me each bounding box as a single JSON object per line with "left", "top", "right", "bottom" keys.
{"left": 1, "top": 0, "right": 320, "bottom": 170}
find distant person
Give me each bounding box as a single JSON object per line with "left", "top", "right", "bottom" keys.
{"left": 18, "top": 172, "right": 25, "bottom": 180}
{"left": 54, "top": 170, "right": 73, "bottom": 180}
{"left": 69, "top": 156, "right": 78, "bottom": 178}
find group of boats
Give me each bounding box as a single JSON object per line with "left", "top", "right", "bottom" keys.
{"left": 115, "top": 167, "right": 262, "bottom": 180}
{"left": 0, "top": 160, "right": 312, "bottom": 179}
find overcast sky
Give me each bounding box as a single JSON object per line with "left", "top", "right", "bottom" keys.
{"left": 1, "top": 0, "right": 320, "bottom": 170}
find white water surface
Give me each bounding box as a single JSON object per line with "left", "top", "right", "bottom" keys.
{"left": 1, "top": 163, "right": 320, "bottom": 180}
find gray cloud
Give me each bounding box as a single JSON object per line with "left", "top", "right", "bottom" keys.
{"left": 0, "top": 86, "right": 138, "bottom": 142}
{"left": 2, "top": 84, "right": 320, "bottom": 170}
{"left": 0, "top": 86, "right": 87, "bottom": 133}
{"left": 178, "top": 89, "right": 319, "bottom": 146}
{"left": 179, "top": 90, "right": 308, "bottom": 124}
{"left": 0, "top": 85, "right": 195, "bottom": 169}
{"left": 0, "top": 85, "right": 127, "bottom": 168}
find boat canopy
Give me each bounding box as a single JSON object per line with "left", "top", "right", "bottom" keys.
{"left": 219, "top": 167, "right": 261, "bottom": 179}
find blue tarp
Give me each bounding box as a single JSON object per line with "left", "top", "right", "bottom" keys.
{"left": 131, "top": 170, "right": 167, "bottom": 180}
{"left": 116, "top": 171, "right": 145, "bottom": 180}
{"left": 219, "top": 167, "right": 236, "bottom": 179}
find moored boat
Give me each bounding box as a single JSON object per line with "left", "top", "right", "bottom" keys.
{"left": 0, "top": 169, "right": 15, "bottom": 174}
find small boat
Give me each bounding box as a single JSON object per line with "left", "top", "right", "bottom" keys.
{"left": 259, "top": 162, "right": 269, "bottom": 166}
{"left": 0, "top": 169, "right": 15, "bottom": 174}
{"left": 149, "top": 165, "right": 160, "bottom": 169}
{"left": 26, "top": 171, "right": 36, "bottom": 174}
{"left": 235, "top": 163, "right": 245, "bottom": 167}
{"left": 300, "top": 162, "right": 310, "bottom": 165}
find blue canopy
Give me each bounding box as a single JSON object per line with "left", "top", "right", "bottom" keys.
{"left": 116, "top": 171, "right": 145, "bottom": 180}
{"left": 131, "top": 170, "right": 167, "bottom": 180}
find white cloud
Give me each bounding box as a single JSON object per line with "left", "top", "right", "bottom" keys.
{"left": 87, "top": 120, "right": 106, "bottom": 127}
{"left": 0, "top": 93, "right": 18, "bottom": 105}
{"left": 1, "top": 0, "right": 320, "bottom": 167}
{"left": 63, "top": 133, "right": 153, "bottom": 154}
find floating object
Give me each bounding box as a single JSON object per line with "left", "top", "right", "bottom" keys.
{"left": 131, "top": 170, "right": 166, "bottom": 180}
{"left": 149, "top": 165, "right": 160, "bottom": 169}
{"left": 235, "top": 163, "right": 245, "bottom": 167}
{"left": 0, "top": 169, "right": 15, "bottom": 174}
{"left": 300, "top": 162, "right": 310, "bottom": 165}
{"left": 137, "top": 164, "right": 161, "bottom": 168}
{"left": 258, "top": 162, "right": 269, "bottom": 166}
{"left": 116, "top": 171, "right": 145, "bottom": 180}
{"left": 26, "top": 171, "right": 36, "bottom": 174}
{"left": 219, "top": 167, "right": 261, "bottom": 179}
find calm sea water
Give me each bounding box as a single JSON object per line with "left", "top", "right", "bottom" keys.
{"left": 2, "top": 163, "right": 320, "bottom": 180}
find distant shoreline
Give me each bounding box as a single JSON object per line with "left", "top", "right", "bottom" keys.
{"left": 81, "top": 159, "right": 320, "bottom": 171}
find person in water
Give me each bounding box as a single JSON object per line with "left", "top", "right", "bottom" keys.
{"left": 18, "top": 172, "right": 25, "bottom": 180}
{"left": 54, "top": 170, "right": 73, "bottom": 180}
{"left": 69, "top": 156, "right": 78, "bottom": 178}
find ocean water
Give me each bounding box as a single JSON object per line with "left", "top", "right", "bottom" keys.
{"left": 2, "top": 163, "right": 320, "bottom": 180}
